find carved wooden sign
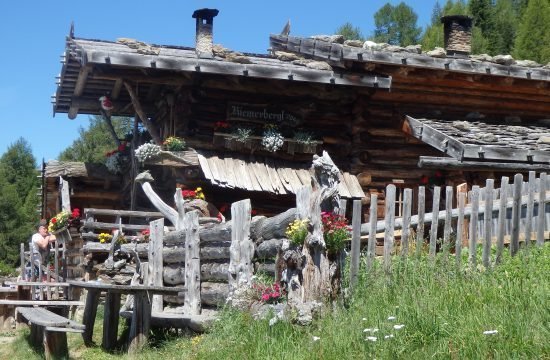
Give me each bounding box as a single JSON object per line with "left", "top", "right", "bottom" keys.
{"left": 227, "top": 102, "right": 302, "bottom": 127}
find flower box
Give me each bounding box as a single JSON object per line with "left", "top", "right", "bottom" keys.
{"left": 213, "top": 132, "right": 321, "bottom": 155}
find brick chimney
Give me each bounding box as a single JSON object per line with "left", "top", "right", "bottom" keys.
{"left": 192, "top": 8, "right": 219, "bottom": 59}
{"left": 441, "top": 15, "right": 473, "bottom": 58}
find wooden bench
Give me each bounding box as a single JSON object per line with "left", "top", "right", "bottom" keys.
{"left": 16, "top": 307, "right": 85, "bottom": 360}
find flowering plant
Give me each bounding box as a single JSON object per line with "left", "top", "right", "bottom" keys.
{"left": 141, "top": 228, "right": 150, "bottom": 242}
{"left": 135, "top": 142, "right": 162, "bottom": 162}
{"left": 105, "top": 152, "right": 128, "bottom": 174}
{"left": 252, "top": 282, "right": 285, "bottom": 304}
{"left": 261, "top": 125, "right": 284, "bottom": 152}
{"left": 285, "top": 219, "right": 309, "bottom": 246}
{"left": 321, "top": 212, "right": 351, "bottom": 252}
{"left": 214, "top": 121, "right": 230, "bottom": 131}
{"left": 420, "top": 171, "right": 445, "bottom": 186}
{"left": 105, "top": 142, "right": 128, "bottom": 157}
{"left": 233, "top": 126, "right": 254, "bottom": 143}
{"left": 98, "top": 233, "right": 113, "bottom": 244}
{"left": 163, "top": 136, "right": 186, "bottom": 151}
{"left": 48, "top": 208, "right": 81, "bottom": 233}
{"left": 293, "top": 131, "right": 315, "bottom": 145}
{"left": 181, "top": 187, "right": 205, "bottom": 200}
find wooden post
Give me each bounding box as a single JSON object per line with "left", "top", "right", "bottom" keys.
{"left": 469, "top": 186, "right": 480, "bottom": 267}
{"left": 124, "top": 81, "right": 162, "bottom": 145}
{"left": 384, "top": 184, "right": 396, "bottom": 273}
{"left": 401, "top": 189, "right": 412, "bottom": 257}
{"left": 20, "top": 243, "right": 26, "bottom": 280}
{"left": 456, "top": 192, "right": 466, "bottom": 267}
{"left": 482, "top": 179, "right": 494, "bottom": 268}
{"left": 443, "top": 186, "right": 453, "bottom": 259}
{"left": 102, "top": 291, "right": 121, "bottom": 351}
{"left": 228, "top": 199, "right": 253, "bottom": 296}
{"left": 148, "top": 219, "right": 164, "bottom": 312}
{"left": 366, "top": 194, "right": 377, "bottom": 272}
{"left": 54, "top": 239, "right": 59, "bottom": 299}
{"left": 524, "top": 171, "right": 536, "bottom": 247}
{"left": 495, "top": 176, "right": 509, "bottom": 264}
{"left": 128, "top": 290, "right": 152, "bottom": 354}
{"left": 349, "top": 200, "right": 361, "bottom": 290}
{"left": 536, "top": 173, "right": 547, "bottom": 247}
{"left": 59, "top": 176, "right": 71, "bottom": 213}
{"left": 510, "top": 174, "right": 523, "bottom": 256}
{"left": 82, "top": 288, "right": 100, "bottom": 345}
{"left": 416, "top": 186, "right": 425, "bottom": 256}
{"left": 43, "top": 329, "right": 69, "bottom": 360}
{"left": 184, "top": 211, "right": 201, "bottom": 315}
{"left": 429, "top": 186, "right": 441, "bottom": 258}
{"left": 456, "top": 183, "right": 469, "bottom": 248}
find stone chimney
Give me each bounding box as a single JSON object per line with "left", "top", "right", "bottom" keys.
{"left": 441, "top": 15, "right": 473, "bottom": 58}
{"left": 192, "top": 8, "right": 219, "bottom": 59}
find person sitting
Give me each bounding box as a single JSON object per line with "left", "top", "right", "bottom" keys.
{"left": 30, "top": 222, "right": 56, "bottom": 281}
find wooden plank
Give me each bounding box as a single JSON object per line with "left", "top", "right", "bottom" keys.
{"left": 483, "top": 179, "right": 494, "bottom": 268}
{"left": 418, "top": 156, "right": 550, "bottom": 172}
{"left": 197, "top": 152, "right": 214, "bottom": 181}
{"left": 296, "top": 169, "right": 312, "bottom": 187}
{"left": 384, "top": 185, "right": 396, "bottom": 273}
{"left": 184, "top": 211, "right": 201, "bottom": 315}
{"left": 264, "top": 157, "right": 286, "bottom": 194}
{"left": 510, "top": 174, "right": 523, "bottom": 256}
{"left": 20, "top": 243, "right": 25, "bottom": 281}
{"left": 236, "top": 158, "right": 254, "bottom": 192}
{"left": 349, "top": 200, "right": 362, "bottom": 290}
{"left": 148, "top": 219, "right": 164, "bottom": 312}
{"left": 277, "top": 167, "right": 294, "bottom": 193}
{"left": 228, "top": 200, "right": 253, "bottom": 295}
{"left": 443, "top": 186, "right": 453, "bottom": 259}
{"left": 337, "top": 173, "right": 352, "bottom": 199}
{"left": 401, "top": 189, "right": 412, "bottom": 257}
{"left": 366, "top": 194, "right": 378, "bottom": 271}
{"left": 429, "top": 186, "right": 441, "bottom": 258}
{"left": 416, "top": 186, "right": 425, "bottom": 257}
{"left": 462, "top": 145, "right": 550, "bottom": 164}
{"left": 128, "top": 291, "right": 152, "bottom": 354}
{"left": 102, "top": 291, "right": 121, "bottom": 351}
{"left": 82, "top": 288, "right": 100, "bottom": 345}
{"left": 288, "top": 168, "right": 305, "bottom": 194}
{"left": 224, "top": 157, "right": 238, "bottom": 189}
{"left": 495, "top": 176, "right": 509, "bottom": 265}
{"left": 456, "top": 192, "right": 466, "bottom": 267}
{"left": 525, "top": 171, "right": 536, "bottom": 246}
{"left": 456, "top": 183, "right": 469, "bottom": 248}
{"left": 244, "top": 160, "right": 262, "bottom": 192}
{"left": 469, "top": 186, "right": 480, "bottom": 267}
{"left": 59, "top": 177, "right": 71, "bottom": 212}
{"left": 537, "top": 173, "right": 547, "bottom": 247}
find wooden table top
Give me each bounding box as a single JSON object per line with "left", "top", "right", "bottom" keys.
{"left": 68, "top": 280, "right": 186, "bottom": 294}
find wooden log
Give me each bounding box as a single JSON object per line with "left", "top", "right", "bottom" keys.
{"left": 384, "top": 184, "right": 396, "bottom": 273}
{"left": 456, "top": 192, "right": 466, "bottom": 267}
{"left": 184, "top": 211, "right": 201, "bottom": 315}
{"left": 228, "top": 200, "right": 253, "bottom": 296}
{"left": 148, "top": 219, "right": 164, "bottom": 312}
{"left": 443, "top": 186, "right": 453, "bottom": 260}
{"left": 20, "top": 243, "right": 25, "bottom": 280}
{"left": 510, "top": 174, "right": 523, "bottom": 256}
{"left": 469, "top": 186, "right": 480, "bottom": 267}
{"left": 124, "top": 81, "right": 162, "bottom": 145}
{"left": 525, "top": 171, "right": 536, "bottom": 246}
{"left": 82, "top": 288, "right": 100, "bottom": 345}
{"left": 416, "top": 186, "right": 426, "bottom": 256}
{"left": 537, "top": 173, "right": 547, "bottom": 247}
{"left": 44, "top": 329, "right": 69, "bottom": 360}
{"left": 349, "top": 200, "right": 362, "bottom": 290}
{"left": 483, "top": 179, "right": 494, "bottom": 268}
{"left": 128, "top": 290, "right": 152, "bottom": 354}
{"left": 102, "top": 291, "right": 121, "bottom": 351}
{"left": 495, "top": 176, "right": 509, "bottom": 264}
{"left": 401, "top": 189, "right": 412, "bottom": 257}
{"left": 255, "top": 239, "right": 283, "bottom": 259}
{"left": 429, "top": 186, "right": 441, "bottom": 258}
{"left": 418, "top": 156, "right": 550, "bottom": 172}
{"left": 254, "top": 208, "right": 297, "bottom": 240}
{"left": 366, "top": 194, "right": 377, "bottom": 271}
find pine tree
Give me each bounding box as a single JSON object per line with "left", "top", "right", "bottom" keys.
{"left": 373, "top": 2, "right": 422, "bottom": 46}
{"left": 487, "top": 0, "right": 517, "bottom": 55}
{"left": 513, "top": 0, "right": 550, "bottom": 63}
{"left": 335, "top": 22, "right": 364, "bottom": 41}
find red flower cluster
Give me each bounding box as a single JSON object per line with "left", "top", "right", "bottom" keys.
{"left": 72, "top": 208, "right": 80, "bottom": 218}
{"left": 253, "top": 283, "right": 285, "bottom": 304}
{"left": 420, "top": 171, "right": 445, "bottom": 186}
{"left": 321, "top": 211, "right": 351, "bottom": 252}
{"left": 141, "top": 229, "right": 150, "bottom": 236}
{"left": 105, "top": 142, "right": 127, "bottom": 157}
{"left": 214, "top": 121, "right": 229, "bottom": 130}
{"left": 182, "top": 189, "right": 197, "bottom": 199}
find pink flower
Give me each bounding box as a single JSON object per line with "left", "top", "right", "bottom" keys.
{"left": 261, "top": 294, "right": 270, "bottom": 301}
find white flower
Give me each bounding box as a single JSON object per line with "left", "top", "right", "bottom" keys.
{"left": 105, "top": 152, "right": 128, "bottom": 174}
{"left": 387, "top": 316, "right": 396, "bottom": 321}
{"left": 362, "top": 318, "right": 367, "bottom": 321}
{"left": 269, "top": 317, "right": 278, "bottom": 327}
{"left": 365, "top": 336, "right": 377, "bottom": 342}
{"left": 363, "top": 328, "right": 379, "bottom": 333}
{"left": 262, "top": 128, "right": 284, "bottom": 152}
{"left": 312, "top": 336, "right": 321, "bottom": 341}
{"left": 135, "top": 142, "right": 161, "bottom": 162}
{"left": 393, "top": 324, "right": 405, "bottom": 330}
{"left": 483, "top": 330, "right": 498, "bottom": 335}
{"left": 384, "top": 334, "right": 394, "bottom": 339}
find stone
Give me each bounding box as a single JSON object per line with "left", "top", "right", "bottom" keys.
{"left": 344, "top": 39, "right": 363, "bottom": 47}
{"left": 328, "top": 35, "right": 345, "bottom": 43}
{"left": 274, "top": 51, "right": 302, "bottom": 61}
{"left": 543, "top": 62, "right": 550, "bottom": 69}
{"left": 226, "top": 53, "right": 253, "bottom": 64}
{"left": 311, "top": 35, "right": 331, "bottom": 42}
{"left": 405, "top": 44, "right": 422, "bottom": 54}
{"left": 515, "top": 60, "right": 542, "bottom": 68}
{"left": 305, "top": 61, "right": 332, "bottom": 71}
{"left": 426, "top": 47, "right": 446, "bottom": 58}
{"left": 113, "top": 259, "right": 126, "bottom": 270}
{"left": 452, "top": 121, "right": 472, "bottom": 131}
{"left": 505, "top": 126, "right": 530, "bottom": 135}
{"left": 291, "top": 59, "right": 314, "bottom": 67}
{"left": 537, "top": 136, "right": 550, "bottom": 144}
{"left": 362, "top": 40, "right": 377, "bottom": 49}
{"left": 469, "top": 53, "right": 493, "bottom": 62}
{"left": 479, "top": 133, "right": 498, "bottom": 143}
{"left": 385, "top": 45, "right": 406, "bottom": 52}
{"left": 492, "top": 54, "right": 515, "bottom": 66}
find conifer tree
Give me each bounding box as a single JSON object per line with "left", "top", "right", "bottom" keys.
{"left": 335, "top": 22, "right": 364, "bottom": 41}
{"left": 373, "top": 2, "right": 422, "bottom": 46}
{"left": 513, "top": 0, "right": 550, "bottom": 63}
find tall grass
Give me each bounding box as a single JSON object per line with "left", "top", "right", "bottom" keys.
{"left": 2, "top": 244, "right": 548, "bottom": 359}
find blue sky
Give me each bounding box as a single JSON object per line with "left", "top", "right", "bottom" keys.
{"left": 0, "top": 0, "right": 437, "bottom": 163}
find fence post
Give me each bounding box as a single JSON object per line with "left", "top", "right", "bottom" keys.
{"left": 456, "top": 192, "right": 466, "bottom": 267}
{"left": 536, "top": 173, "right": 547, "bottom": 247}
{"left": 384, "top": 185, "right": 396, "bottom": 273}
{"left": 349, "top": 200, "right": 362, "bottom": 290}
{"left": 20, "top": 243, "right": 26, "bottom": 280}
{"left": 443, "top": 186, "right": 453, "bottom": 260}
{"left": 366, "top": 194, "right": 378, "bottom": 272}
{"left": 228, "top": 199, "right": 253, "bottom": 296}
{"left": 525, "top": 171, "right": 536, "bottom": 247}
{"left": 495, "top": 176, "right": 509, "bottom": 264}
{"left": 510, "top": 174, "right": 523, "bottom": 256}
{"left": 469, "top": 186, "right": 480, "bottom": 267}
{"left": 416, "top": 186, "right": 425, "bottom": 257}
{"left": 401, "top": 189, "right": 412, "bottom": 257}
{"left": 429, "top": 186, "right": 441, "bottom": 258}
{"left": 482, "top": 179, "right": 494, "bottom": 268}
{"left": 148, "top": 218, "right": 164, "bottom": 312}
{"left": 184, "top": 211, "right": 201, "bottom": 315}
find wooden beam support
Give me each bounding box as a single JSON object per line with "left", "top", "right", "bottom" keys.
{"left": 418, "top": 157, "right": 550, "bottom": 172}
{"left": 111, "top": 78, "right": 123, "bottom": 99}
{"left": 100, "top": 109, "right": 122, "bottom": 147}
{"left": 123, "top": 81, "right": 162, "bottom": 145}
{"left": 68, "top": 66, "right": 90, "bottom": 119}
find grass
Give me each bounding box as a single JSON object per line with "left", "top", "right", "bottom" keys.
{"left": 2, "top": 244, "right": 549, "bottom": 359}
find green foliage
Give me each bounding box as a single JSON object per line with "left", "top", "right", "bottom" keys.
{"left": 58, "top": 115, "right": 134, "bottom": 163}
{"left": 469, "top": 0, "right": 494, "bottom": 34}
{"left": 335, "top": 22, "right": 365, "bottom": 41}
{"left": 373, "top": 2, "right": 422, "bottom": 46}
{"left": 513, "top": 0, "right": 550, "bottom": 63}
{"left": 421, "top": 0, "right": 468, "bottom": 51}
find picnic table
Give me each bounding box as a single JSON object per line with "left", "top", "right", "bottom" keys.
{"left": 68, "top": 280, "right": 186, "bottom": 352}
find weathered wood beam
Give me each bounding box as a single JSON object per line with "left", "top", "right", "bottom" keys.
{"left": 68, "top": 66, "right": 91, "bottom": 119}
{"left": 111, "top": 79, "right": 123, "bottom": 99}
{"left": 418, "top": 156, "right": 550, "bottom": 172}
{"left": 100, "top": 109, "right": 122, "bottom": 146}
{"left": 123, "top": 81, "right": 162, "bottom": 145}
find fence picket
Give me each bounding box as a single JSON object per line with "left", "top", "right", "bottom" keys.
{"left": 384, "top": 185, "right": 396, "bottom": 273}
{"left": 537, "top": 173, "right": 547, "bottom": 247}
{"left": 483, "top": 179, "right": 494, "bottom": 268}
{"left": 429, "top": 186, "right": 441, "bottom": 258}
{"left": 416, "top": 186, "right": 425, "bottom": 257}
{"left": 349, "top": 200, "right": 362, "bottom": 290}
{"left": 469, "top": 186, "right": 480, "bottom": 267}
{"left": 495, "top": 176, "right": 509, "bottom": 264}
{"left": 456, "top": 192, "right": 466, "bottom": 267}
{"left": 443, "top": 186, "right": 453, "bottom": 259}
{"left": 511, "top": 174, "right": 523, "bottom": 256}
{"left": 525, "top": 171, "right": 536, "bottom": 247}
{"left": 401, "top": 189, "right": 412, "bottom": 257}
{"left": 367, "top": 194, "right": 377, "bottom": 272}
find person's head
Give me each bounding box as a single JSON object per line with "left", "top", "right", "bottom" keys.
{"left": 37, "top": 225, "right": 48, "bottom": 236}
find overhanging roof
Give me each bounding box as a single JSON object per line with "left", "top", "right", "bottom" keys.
{"left": 403, "top": 116, "right": 550, "bottom": 167}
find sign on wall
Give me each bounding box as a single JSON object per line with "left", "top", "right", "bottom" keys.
{"left": 227, "top": 102, "right": 303, "bottom": 127}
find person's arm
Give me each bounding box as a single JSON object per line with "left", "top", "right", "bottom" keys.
{"left": 33, "top": 234, "right": 56, "bottom": 250}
